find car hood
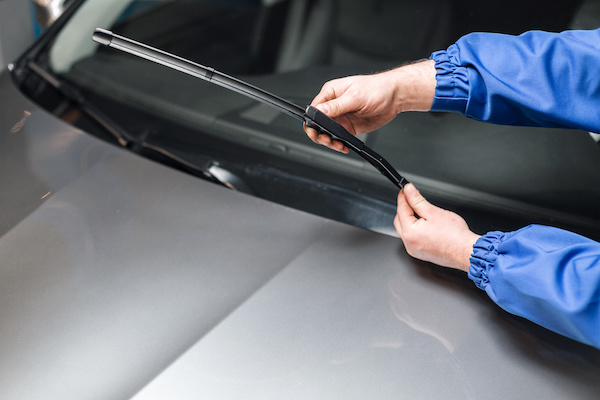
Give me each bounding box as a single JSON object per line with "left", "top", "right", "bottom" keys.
{"left": 1, "top": 71, "right": 599, "bottom": 399}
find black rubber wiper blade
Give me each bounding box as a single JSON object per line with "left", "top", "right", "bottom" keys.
{"left": 92, "top": 28, "right": 408, "bottom": 189}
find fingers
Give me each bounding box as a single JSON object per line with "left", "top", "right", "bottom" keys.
{"left": 303, "top": 83, "right": 353, "bottom": 153}
{"left": 313, "top": 97, "right": 358, "bottom": 121}
{"left": 302, "top": 123, "right": 349, "bottom": 154}
{"left": 396, "top": 188, "right": 418, "bottom": 229}
{"left": 394, "top": 184, "right": 435, "bottom": 237}
{"left": 311, "top": 80, "right": 355, "bottom": 116}
{"left": 395, "top": 183, "right": 480, "bottom": 271}
{"left": 303, "top": 77, "right": 361, "bottom": 153}
{"left": 402, "top": 183, "right": 436, "bottom": 219}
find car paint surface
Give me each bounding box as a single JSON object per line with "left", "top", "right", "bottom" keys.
{"left": 1, "top": 69, "right": 600, "bottom": 400}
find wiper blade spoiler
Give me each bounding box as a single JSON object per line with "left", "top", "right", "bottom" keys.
{"left": 92, "top": 28, "right": 408, "bottom": 189}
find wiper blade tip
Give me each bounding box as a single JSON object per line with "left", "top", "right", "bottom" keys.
{"left": 92, "top": 28, "right": 113, "bottom": 46}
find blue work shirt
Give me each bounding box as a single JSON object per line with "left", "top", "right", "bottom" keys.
{"left": 429, "top": 29, "right": 600, "bottom": 348}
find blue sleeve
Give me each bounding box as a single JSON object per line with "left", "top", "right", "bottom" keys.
{"left": 469, "top": 225, "right": 600, "bottom": 348}
{"left": 430, "top": 29, "right": 600, "bottom": 134}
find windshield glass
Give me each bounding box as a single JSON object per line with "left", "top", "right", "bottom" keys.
{"left": 17, "top": 0, "right": 600, "bottom": 237}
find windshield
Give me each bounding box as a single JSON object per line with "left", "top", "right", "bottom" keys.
{"left": 15, "top": 0, "right": 600, "bottom": 237}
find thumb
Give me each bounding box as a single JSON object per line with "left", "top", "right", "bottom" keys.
{"left": 316, "top": 96, "right": 358, "bottom": 119}
{"left": 403, "top": 183, "right": 436, "bottom": 219}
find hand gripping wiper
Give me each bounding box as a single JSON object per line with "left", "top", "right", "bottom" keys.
{"left": 92, "top": 28, "right": 408, "bottom": 189}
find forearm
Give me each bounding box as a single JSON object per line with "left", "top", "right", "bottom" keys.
{"left": 469, "top": 225, "right": 600, "bottom": 348}
{"left": 430, "top": 29, "right": 600, "bottom": 133}
{"left": 390, "top": 59, "right": 437, "bottom": 113}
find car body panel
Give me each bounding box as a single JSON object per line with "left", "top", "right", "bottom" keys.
{"left": 0, "top": 69, "right": 119, "bottom": 236}
{"left": 1, "top": 71, "right": 600, "bottom": 398}
{"left": 0, "top": 71, "right": 328, "bottom": 398}
{"left": 134, "top": 235, "right": 600, "bottom": 400}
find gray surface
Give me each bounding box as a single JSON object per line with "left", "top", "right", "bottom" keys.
{"left": 1, "top": 72, "right": 600, "bottom": 399}
{"left": 0, "top": 70, "right": 117, "bottom": 237}
{"left": 0, "top": 153, "right": 331, "bottom": 399}
{"left": 0, "top": 0, "right": 34, "bottom": 70}
{"left": 132, "top": 230, "right": 600, "bottom": 400}
{"left": 0, "top": 72, "right": 330, "bottom": 398}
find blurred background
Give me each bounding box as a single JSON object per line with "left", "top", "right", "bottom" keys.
{"left": 0, "top": 0, "right": 72, "bottom": 70}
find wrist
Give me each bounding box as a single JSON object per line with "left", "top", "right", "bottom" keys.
{"left": 392, "top": 59, "right": 436, "bottom": 113}
{"left": 455, "top": 232, "right": 481, "bottom": 273}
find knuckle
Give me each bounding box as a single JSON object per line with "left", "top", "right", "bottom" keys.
{"left": 330, "top": 101, "right": 342, "bottom": 115}
{"left": 322, "top": 82, "right": 337, "bottom": 99}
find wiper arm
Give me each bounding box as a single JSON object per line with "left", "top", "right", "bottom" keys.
{"left": 92, "top": 28, "right": 409, "bottom": 189}
{"left": 142, "top": 143, "right": 254, "bottom": 194}
{"left": 26, "top": 60, "right": 134, "bottom": 148}
{"left": 25, "top": 60, "right": 253, "bottom": 192}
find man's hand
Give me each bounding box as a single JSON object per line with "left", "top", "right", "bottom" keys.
{"left": 303, "top": 60, "right": 436, "bottom": 153}
{"left": 394, "top": 184, "right": 481, "bottom": 272}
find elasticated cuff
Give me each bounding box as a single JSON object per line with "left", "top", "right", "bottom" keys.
{"left": 429, "top": 45, "right": 469, "bottom": 114}
{"left": 468, "top": 231, "right": 505, "bottom": 290}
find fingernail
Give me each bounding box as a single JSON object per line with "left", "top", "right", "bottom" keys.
{"left": 316, "top": 103, "right": 329, "bottom": 114}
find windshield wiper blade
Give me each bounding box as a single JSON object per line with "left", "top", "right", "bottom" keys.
{"left": 92, "top": 28, "right": 408, "bottom": 189}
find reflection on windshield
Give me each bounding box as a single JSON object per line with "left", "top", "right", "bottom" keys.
{"left": 32, "top": 0, "right": 600, "bottom": 236}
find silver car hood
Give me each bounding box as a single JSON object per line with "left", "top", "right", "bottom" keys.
{"left": 1, "top": 72, "right": 599, "bottom": 399}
